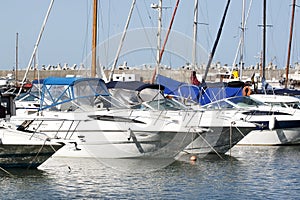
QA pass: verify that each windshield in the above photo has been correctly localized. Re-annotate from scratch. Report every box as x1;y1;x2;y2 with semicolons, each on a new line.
202;100;234;110
144;98;187;111
228;96;265;107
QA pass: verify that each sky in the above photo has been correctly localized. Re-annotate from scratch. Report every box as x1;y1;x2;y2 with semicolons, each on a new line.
0;0;299;71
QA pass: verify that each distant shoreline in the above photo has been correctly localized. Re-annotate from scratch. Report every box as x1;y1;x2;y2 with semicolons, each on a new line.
0;68;292;83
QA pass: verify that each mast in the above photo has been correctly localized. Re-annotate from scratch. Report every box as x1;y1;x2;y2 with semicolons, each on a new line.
159;0;180;63
18;0;54;96
33;50;37;80
157;0;162;71
192;0;199;70
108;0;136;81
285;0;297;88
202;0;231;82
262;0;266;82
150;0;162;84
91;0;98;78
239;0;246;79
15;32;18;82
231;0;253;79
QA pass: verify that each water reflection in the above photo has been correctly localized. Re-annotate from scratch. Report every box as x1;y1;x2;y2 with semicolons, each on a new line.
0;146;299;199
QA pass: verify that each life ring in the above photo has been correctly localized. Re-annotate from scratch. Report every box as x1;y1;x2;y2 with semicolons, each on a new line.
242;86;252;96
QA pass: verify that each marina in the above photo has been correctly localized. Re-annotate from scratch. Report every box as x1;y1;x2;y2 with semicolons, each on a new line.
1;0;300;199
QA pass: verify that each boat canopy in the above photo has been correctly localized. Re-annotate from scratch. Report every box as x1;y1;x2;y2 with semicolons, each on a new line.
106;81;165;105
156;74;243;105
40;77;109;110
106;81;164;91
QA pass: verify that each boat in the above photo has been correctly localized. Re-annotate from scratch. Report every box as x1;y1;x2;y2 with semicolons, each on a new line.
106;80;257;155
0;121;64;169
10;77;212;159
201;96;300;146
0;91;64;169
250;94;300;109
14;79;44;116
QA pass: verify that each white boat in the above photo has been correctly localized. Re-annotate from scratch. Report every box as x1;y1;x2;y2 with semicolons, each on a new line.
201;96;300;146
14;79;43;116
0;121;64;169
11;77;211;159
250;94;300;109
106;81;257;155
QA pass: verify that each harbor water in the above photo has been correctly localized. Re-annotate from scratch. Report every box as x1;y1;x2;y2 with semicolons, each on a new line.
1;145;299;199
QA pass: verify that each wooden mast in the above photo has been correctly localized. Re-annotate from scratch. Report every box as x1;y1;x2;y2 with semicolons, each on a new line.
91;0;98;78
285;0;296;88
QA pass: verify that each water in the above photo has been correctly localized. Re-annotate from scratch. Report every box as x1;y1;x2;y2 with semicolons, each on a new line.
1;146;300;199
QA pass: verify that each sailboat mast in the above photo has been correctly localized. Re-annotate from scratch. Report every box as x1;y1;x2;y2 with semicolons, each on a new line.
91;0;98;78
285;0;296;88
18;0;54;96
109;0;136;81
159;0;180;63
192;0;199;70
239;0;246;79
33;50;37;80
150;0;162;84
15;32;18;82
202;0;231;83
156;0;162;71
262;0;266;82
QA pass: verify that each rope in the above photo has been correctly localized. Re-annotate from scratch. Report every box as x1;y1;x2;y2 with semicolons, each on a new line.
27;139;48;169
0;166;14;177
184;127;224;160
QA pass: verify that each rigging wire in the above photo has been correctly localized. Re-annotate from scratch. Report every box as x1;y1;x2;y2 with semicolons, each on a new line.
96;0;110;69
142;0;155;27
81;0;92;64
231;0;253;75
199;0;213;52
266;0;278;68
135;5;156;62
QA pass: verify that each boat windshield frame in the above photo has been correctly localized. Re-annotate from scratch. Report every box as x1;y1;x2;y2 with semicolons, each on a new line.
131;98;188;111
228;96;265;108
202;96;265;110
39;77;115;111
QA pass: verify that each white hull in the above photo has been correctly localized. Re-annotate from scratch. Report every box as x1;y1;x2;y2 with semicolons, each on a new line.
237;128;300;146
12;105;257;158
11;109;204;159
199;96;300;147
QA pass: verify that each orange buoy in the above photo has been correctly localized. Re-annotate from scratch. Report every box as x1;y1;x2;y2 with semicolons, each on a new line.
242;86;252;96
190;155;197;162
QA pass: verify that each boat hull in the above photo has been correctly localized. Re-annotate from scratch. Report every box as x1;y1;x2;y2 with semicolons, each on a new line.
237;128;300;146
180;125;254;155
11;109;203;159
81;130;198;159
0;144;63;168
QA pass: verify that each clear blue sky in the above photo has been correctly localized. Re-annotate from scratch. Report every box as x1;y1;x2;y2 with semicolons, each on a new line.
0;0;298;71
